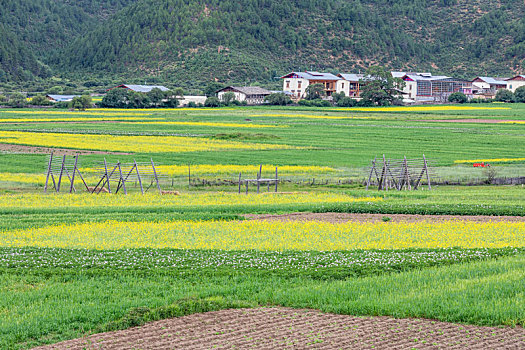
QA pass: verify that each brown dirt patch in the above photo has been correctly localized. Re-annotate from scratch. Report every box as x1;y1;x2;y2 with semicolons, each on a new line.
32;307;525;349
245;212;525;223
420;119;522;124
0;143;131;155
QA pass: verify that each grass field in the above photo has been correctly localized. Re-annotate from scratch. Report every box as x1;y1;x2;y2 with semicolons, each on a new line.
0;104;524;349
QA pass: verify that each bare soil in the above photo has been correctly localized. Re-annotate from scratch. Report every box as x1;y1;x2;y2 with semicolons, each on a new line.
421;119;522;124
33;307;525;349
245;212;525;223
0;143;130;155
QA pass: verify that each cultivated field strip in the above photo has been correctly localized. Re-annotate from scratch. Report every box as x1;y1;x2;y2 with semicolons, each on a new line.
33;307;525;350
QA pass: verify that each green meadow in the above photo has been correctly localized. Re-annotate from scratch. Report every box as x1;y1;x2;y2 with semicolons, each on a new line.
0;104;524;349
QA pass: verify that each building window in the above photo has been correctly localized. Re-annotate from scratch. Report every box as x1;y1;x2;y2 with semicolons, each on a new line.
342;83;344;89
298;82;302;89
509;85;512;89
286;81;290;88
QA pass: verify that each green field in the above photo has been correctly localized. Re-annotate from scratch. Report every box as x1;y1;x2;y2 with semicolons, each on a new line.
0;104;524;349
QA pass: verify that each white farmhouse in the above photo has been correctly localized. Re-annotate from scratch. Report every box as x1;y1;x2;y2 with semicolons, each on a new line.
506;75;525;93
281;71;342;99
216;86;272;105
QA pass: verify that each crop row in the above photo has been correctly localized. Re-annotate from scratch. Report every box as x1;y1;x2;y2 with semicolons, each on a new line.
1;247;521;276
3;219;524;250
0;130;300;153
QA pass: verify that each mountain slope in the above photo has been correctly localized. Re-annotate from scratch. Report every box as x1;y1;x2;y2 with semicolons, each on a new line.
54;0;525;85
1;0;524;84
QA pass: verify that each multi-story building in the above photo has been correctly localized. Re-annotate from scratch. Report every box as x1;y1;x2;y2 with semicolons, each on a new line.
506;75;525;93
281;71;341;99
397;72;472;102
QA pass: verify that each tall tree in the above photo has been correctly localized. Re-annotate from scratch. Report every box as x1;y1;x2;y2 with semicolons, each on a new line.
359;66;405;106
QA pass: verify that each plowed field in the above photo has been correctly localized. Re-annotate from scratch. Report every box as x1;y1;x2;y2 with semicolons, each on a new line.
33;307;525;350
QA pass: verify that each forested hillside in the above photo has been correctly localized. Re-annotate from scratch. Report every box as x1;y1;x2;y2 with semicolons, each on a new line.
0;0;132;81
1;0;524;86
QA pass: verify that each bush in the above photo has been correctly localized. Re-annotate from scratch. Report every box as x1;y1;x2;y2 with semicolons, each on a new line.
7;93;27;108
264;93;292;105
495;89;515;103
337;96;357;107
448;92;467;103
204;97;221;107
187;101;197;108
514;86;525;103
30;94;51;106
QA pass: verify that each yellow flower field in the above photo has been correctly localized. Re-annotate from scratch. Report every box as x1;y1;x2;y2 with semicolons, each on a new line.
2;111;152;116
0;130;299;153
0;173;46;185
79;164;337;176
455;157;525;164
0;117;161;123
2;220;523;250
0;192;374;209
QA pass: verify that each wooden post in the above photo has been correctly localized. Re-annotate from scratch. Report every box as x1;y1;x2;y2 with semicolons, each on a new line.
378;154;386;190
151;158;161;194
424;154;431;190
188;164;191;190
134;161;144;194
245;180;248;195
75;167;90;192
57;155;66;192
44;153;53;193
275;167;278;192
403;156;411;190
103;158;112;193
69;155;79;193
366;157;375;190
117;161;127;194
257;168;261;194
238;172;242;194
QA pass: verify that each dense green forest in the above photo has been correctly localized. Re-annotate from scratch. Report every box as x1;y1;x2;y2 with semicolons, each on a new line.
0;0;524;89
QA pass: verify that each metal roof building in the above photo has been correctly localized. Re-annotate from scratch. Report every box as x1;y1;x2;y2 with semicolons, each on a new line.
46;94;81;102
115;84;169;93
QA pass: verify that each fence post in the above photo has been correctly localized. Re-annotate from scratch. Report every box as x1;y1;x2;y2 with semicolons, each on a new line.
69;154;79;193
57;155;66;192
238;172;242;194
44;152;53;193
151;158;161;194
275;167;278;192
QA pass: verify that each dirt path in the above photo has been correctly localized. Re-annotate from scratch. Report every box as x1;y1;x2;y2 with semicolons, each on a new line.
0;143;130;155
33;307;525;349
245;212;525;223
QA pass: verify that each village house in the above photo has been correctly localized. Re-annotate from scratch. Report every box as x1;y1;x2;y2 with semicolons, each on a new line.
337;74;364;98
281;71;341;99
470;77;508;98
178;96;207;106
46;94;81;102
112;84;169;93
506;75;525;93
397;72;472;102
216;86;272;105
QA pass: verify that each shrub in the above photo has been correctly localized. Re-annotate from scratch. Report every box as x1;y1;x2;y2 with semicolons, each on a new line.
514;86;525;103
337;96;357;107
448;92;467;103
495;89;515;103
264;93;292;106
204;97;221;107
